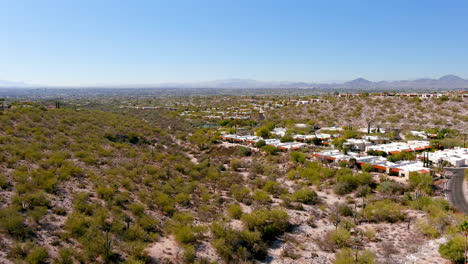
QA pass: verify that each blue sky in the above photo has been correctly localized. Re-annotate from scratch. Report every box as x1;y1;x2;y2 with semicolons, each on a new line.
1;0;467;86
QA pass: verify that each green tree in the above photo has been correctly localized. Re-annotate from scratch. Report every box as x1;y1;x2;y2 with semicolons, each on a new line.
261;145;278;155
409;172;433;195
255;140;266;147
332;138;347;150
280;135;294;142
256;127;271;138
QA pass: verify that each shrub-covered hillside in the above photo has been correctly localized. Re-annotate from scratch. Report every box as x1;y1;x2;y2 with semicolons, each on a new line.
0;106;207;263
0;103;466;264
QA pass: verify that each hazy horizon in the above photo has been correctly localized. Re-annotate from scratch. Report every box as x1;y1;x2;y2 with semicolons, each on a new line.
1;74;468;88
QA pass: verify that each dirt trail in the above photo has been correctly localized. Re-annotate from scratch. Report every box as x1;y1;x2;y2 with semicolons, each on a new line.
402;237;447;264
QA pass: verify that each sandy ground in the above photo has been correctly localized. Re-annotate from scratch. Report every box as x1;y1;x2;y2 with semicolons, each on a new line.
146;236;183;263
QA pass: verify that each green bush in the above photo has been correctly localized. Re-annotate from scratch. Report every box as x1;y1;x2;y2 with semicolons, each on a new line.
227;203;243;219
230;158;242;171
377;180;406;194
290;151;307;163
280;135;294;143
183;245;196;263
255;140;266;148
241;208;290;240
261;145;278;155
409;197;450;214
28;206;48;223
336;203;353;217
64;213;90;237
359;199;406;223
53;206;68;216
262;180;284;195
0;207;32;239
334;170;372;195
123;224;150;242
256;127;272;138
12;191;50;210
25;246;49;264
361;164;375;172
231;185;251;203
96;185;115;200
252;189;272;204
0;174;9;189
238;146;252;157
175;193;191;206
137;215;159;233
416;219;440;238
291;188;318;205
56;248;75;264
173;225;197;245
409;172;433;194
211;222;267;262
333;248;377;264
326;227;352;249
439;235;464;264
129;202;146;216
387;151;415;162
73;192;94;215
333;182;350;195
355;185;371;197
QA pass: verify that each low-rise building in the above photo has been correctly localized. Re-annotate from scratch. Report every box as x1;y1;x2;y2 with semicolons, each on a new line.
362;135;390;142
358;127;386;133
272;127;287;137
366;140;430;155
319;126;343;132
421;148;468;167
343;139;373;151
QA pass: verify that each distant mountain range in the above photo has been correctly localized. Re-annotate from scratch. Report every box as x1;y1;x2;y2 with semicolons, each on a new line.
2;75;468;90
0;80;32;87
126;75;468;89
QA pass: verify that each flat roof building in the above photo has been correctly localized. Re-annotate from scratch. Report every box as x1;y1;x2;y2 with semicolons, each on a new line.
366;140;430;155
421;148;468;167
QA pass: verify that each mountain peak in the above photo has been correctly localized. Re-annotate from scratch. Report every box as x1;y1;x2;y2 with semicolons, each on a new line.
345;78;373;86
438;75;465;82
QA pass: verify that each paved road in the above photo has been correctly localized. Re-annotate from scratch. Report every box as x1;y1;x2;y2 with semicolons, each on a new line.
446;168;468;214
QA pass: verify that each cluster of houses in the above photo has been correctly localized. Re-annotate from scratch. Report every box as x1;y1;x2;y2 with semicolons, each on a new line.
218;123;466;180
312;150;430;179
292;99;329;105
397;92;468;98
220;134;307;150
312;143;467;179
219;127;392;152
220;125;346;150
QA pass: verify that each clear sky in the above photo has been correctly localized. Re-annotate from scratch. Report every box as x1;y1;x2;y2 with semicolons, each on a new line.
1;0;468;86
